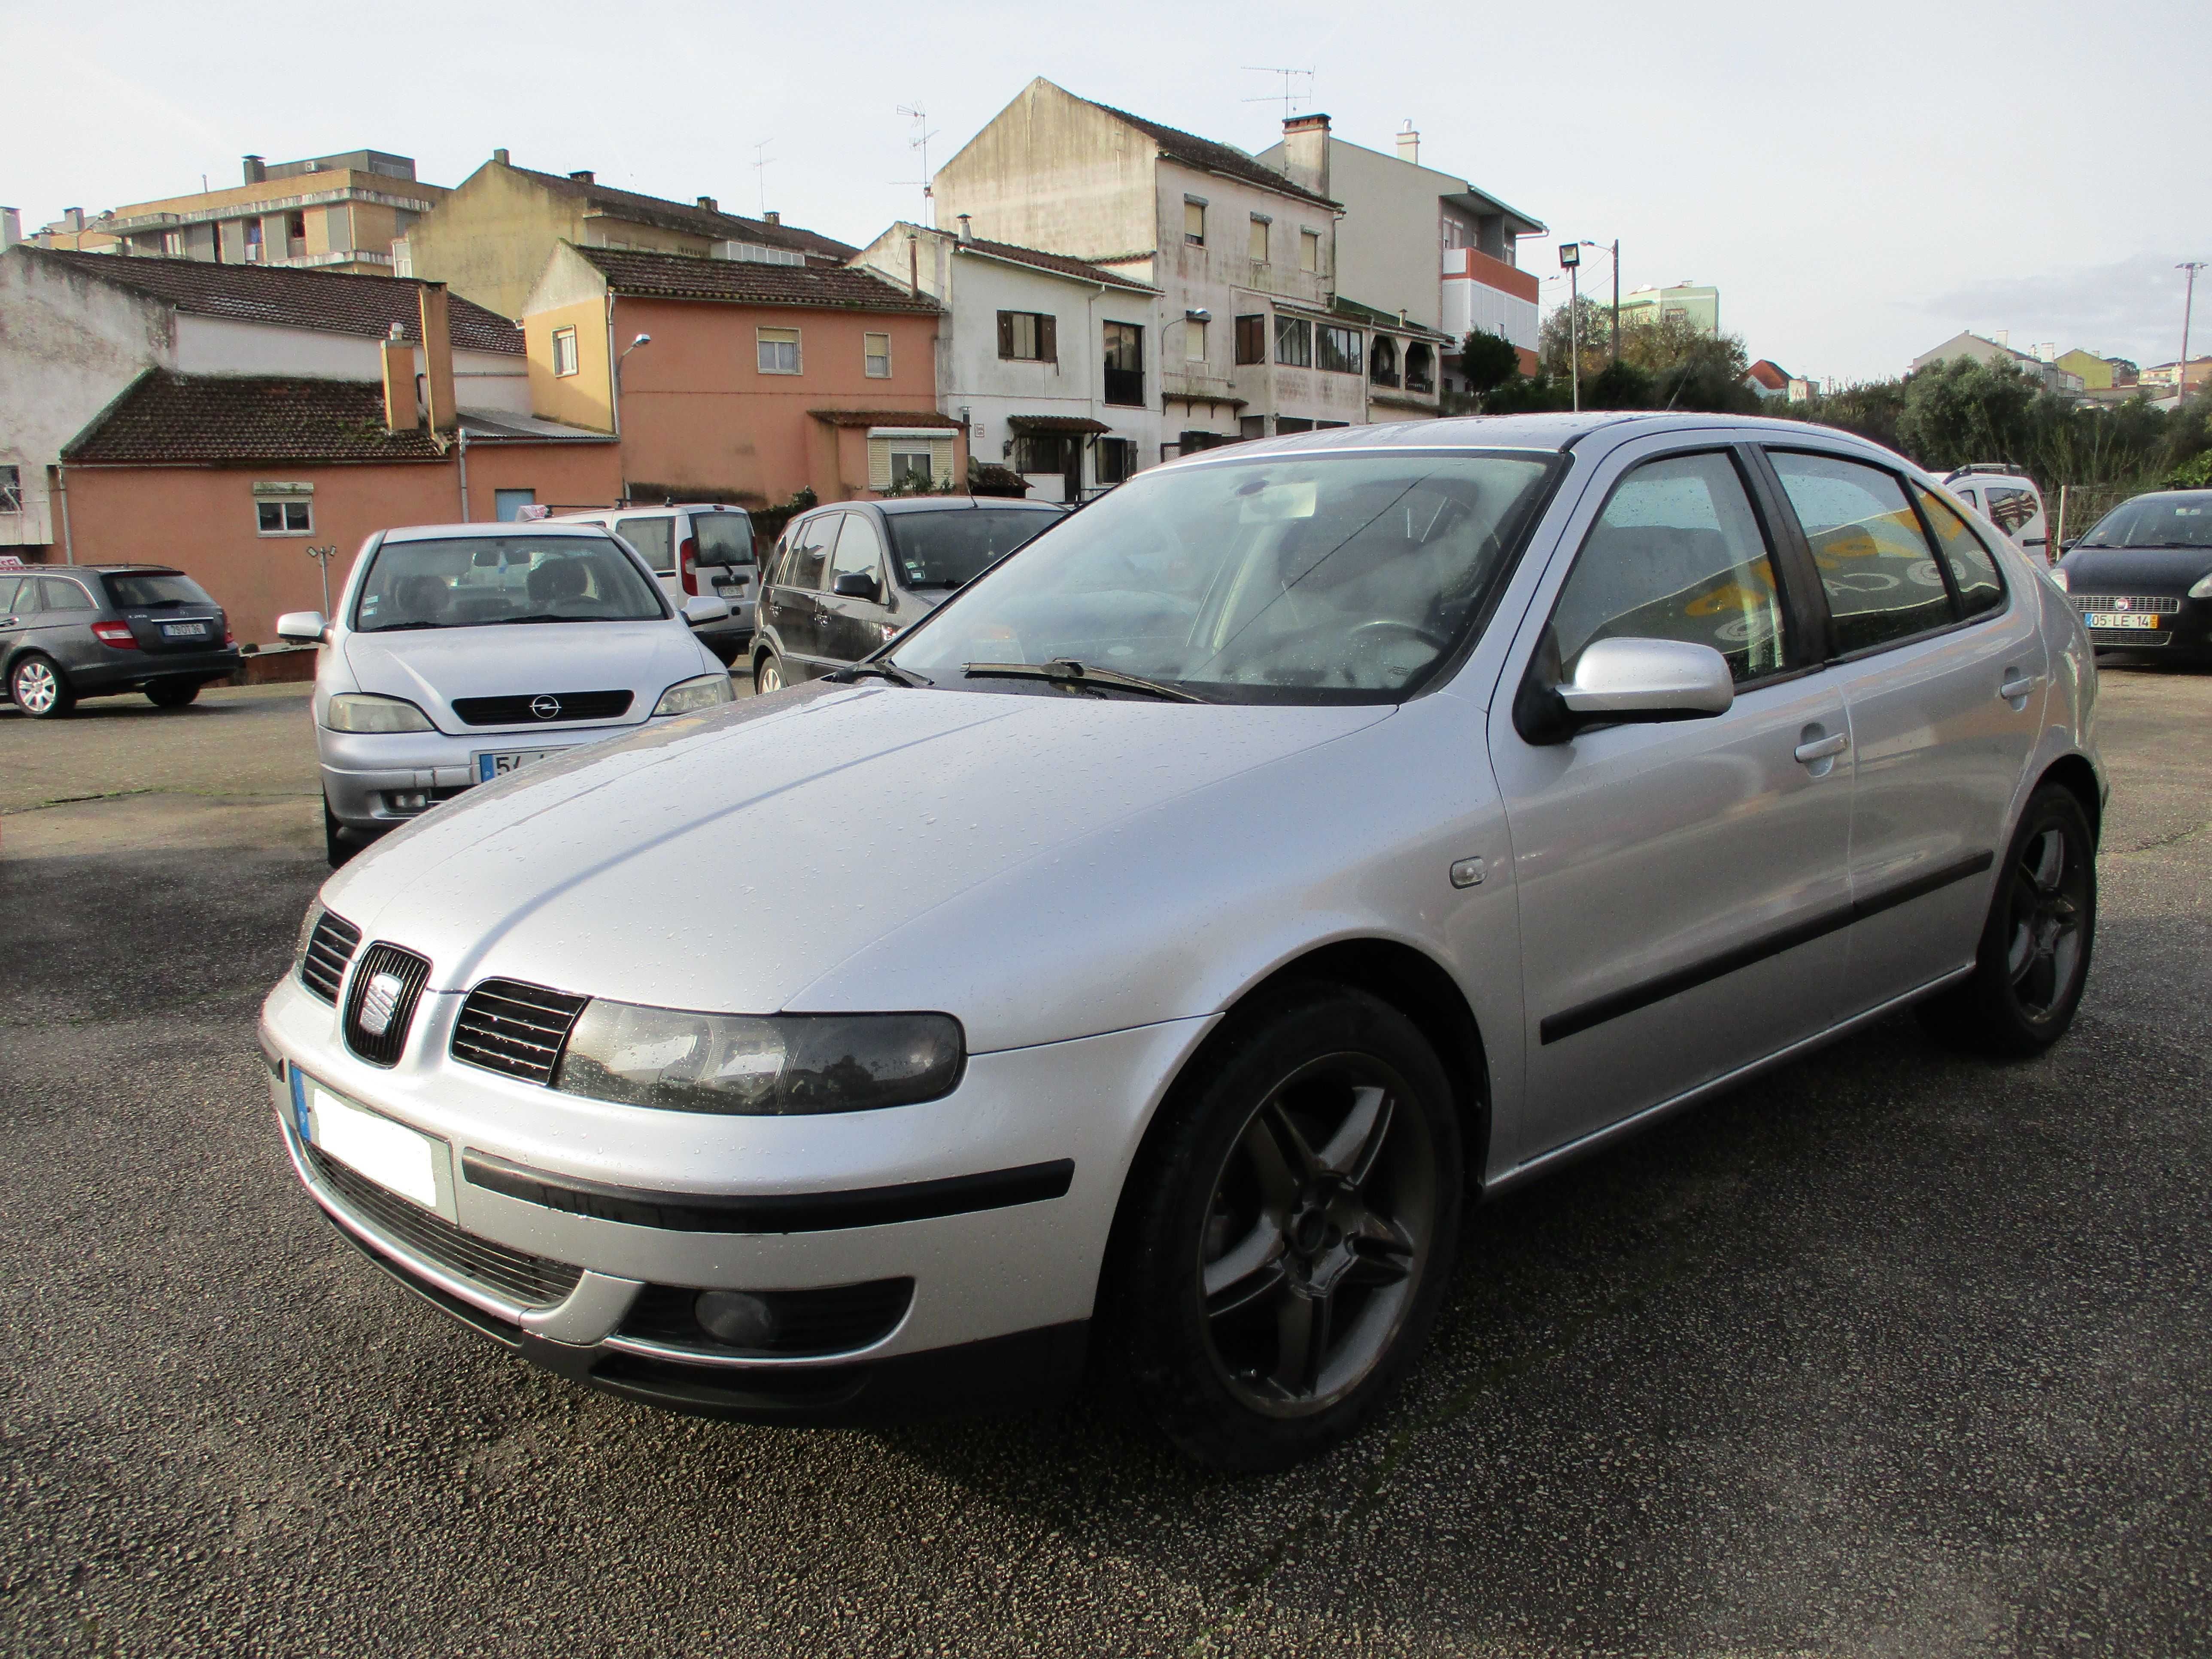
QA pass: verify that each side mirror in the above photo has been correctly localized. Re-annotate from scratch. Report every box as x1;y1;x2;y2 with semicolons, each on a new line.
830;570;881;601
1558;638;1735;723
682;595;731;626
276;611;328;644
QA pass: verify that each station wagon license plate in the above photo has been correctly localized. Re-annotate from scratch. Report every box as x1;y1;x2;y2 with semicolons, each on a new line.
160;622;208;638
2085;612;2159;630
291;1070;454;1219
475;748;565;781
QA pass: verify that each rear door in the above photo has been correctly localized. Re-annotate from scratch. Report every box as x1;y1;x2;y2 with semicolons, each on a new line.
1489;440;1855;1165
0;576;26;670
34;576;101;675
690;509;757;631
1756;447;2046;1014
817;510;896;667
99;571;225;655
768;511;840;677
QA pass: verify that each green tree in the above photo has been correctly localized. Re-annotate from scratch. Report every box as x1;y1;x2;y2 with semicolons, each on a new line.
1895;358;2040;471
1457;329;1524;401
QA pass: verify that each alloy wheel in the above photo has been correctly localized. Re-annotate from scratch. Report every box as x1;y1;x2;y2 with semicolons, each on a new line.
12;659;58;716
2006;823;2088;1019
757;656;783;695
1196;1054;1437;1416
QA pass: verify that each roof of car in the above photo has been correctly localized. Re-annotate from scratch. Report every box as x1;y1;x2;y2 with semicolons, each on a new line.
378;521;621;543
1178;411;1905;464
865;497;1066;516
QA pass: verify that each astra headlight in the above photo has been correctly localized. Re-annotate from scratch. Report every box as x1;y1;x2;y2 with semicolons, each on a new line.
325;692;434;732
554;1002;963;1115
652;673;735;716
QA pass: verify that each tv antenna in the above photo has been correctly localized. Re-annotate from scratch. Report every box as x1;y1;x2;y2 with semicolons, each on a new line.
750;140;774;216
1240;67;1315;122
895;104;939;216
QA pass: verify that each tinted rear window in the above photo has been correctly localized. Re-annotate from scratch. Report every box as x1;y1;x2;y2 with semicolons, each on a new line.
103;572;215;608
885;509;1061;590
693;513;755;565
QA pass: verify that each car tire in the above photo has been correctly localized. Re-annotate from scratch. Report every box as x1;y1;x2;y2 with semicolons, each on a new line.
146;679;202;709
324;793;355;870
1918;783;2096;1057
754;650;785;695
9;653;75;719
1102;984;1465;1472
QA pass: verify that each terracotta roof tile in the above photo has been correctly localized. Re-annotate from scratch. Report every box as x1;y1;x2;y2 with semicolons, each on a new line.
576;246;940;312
807;407;964;428
514;166;857;262
64;371;448;465
1078;97;1337;209
951;236;1158;293
31;249;523;352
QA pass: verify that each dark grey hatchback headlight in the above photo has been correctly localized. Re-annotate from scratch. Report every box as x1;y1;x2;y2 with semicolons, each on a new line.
553;1003;963;1115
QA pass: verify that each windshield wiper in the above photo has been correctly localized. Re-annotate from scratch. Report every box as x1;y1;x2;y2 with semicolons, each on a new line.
366;620;460;632
963;658;1209;703
827;660;933;687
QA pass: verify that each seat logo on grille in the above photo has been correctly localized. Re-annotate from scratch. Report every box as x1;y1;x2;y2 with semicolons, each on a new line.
530;695;562;720
359;971;406;1037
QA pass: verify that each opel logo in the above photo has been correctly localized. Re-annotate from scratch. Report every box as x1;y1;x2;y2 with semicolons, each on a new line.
530;694;562;720
358;971;404;1038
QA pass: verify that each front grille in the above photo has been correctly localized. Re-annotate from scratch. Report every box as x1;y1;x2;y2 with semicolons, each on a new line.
450;980;588;1085
343;943;432;1067
300;911;361;1004
2069;593;2183;615
618;1278;914;1357
450;690;633;727
307;1143;583;1308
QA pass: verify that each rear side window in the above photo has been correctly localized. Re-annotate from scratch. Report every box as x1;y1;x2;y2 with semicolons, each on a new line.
1912;484;2005;618
103;572;215;608
1552;451;1788;685
40;577;95;611
785;515;839;590
1768;451;1952;654
616;516;675;574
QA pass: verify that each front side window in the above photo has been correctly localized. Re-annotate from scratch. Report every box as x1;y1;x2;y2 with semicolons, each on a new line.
1552;451;1787;687
552;327;579;377
1235;314;1266;365
887;509;1057;591
1768;451;1953;653
997;311;1056;362
830;512;886;583
887;450;1559;704
781;515;839;590
864;332;892;378
757;327;802;374
1981;485;2038;537
615;516;676;574
1913;483;2005;618
1102;322;1144;406
1317;326;1362;376
352;535;664;631
1274;316;1312;368
258;499;312;535
1249;217;1270;262
1185;199;1206;246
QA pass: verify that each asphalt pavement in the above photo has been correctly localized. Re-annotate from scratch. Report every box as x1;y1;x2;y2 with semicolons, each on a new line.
1;664;2207;1657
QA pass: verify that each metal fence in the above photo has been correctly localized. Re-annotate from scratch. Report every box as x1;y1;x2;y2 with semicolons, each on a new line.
2051;483;2139;552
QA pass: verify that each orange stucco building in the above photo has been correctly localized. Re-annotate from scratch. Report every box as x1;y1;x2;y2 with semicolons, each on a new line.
520;244;963;507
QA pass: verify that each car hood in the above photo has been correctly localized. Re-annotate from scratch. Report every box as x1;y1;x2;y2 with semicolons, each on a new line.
340;620;711;733
2059;545;2212;596
320;684;1394;1037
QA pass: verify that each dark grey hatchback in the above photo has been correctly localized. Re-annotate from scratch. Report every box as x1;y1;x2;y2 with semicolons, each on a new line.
750;498;1063;693
1;564;240;718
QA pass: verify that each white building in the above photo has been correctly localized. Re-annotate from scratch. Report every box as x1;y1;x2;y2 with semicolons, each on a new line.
932;80;1447;453
851;221;1162;501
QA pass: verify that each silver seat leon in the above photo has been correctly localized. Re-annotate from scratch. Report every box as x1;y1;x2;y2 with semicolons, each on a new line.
262;415;2103;1470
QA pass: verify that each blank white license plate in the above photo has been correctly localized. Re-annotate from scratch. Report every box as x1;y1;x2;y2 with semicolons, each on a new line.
2086;612;2159;630
476;748;564;781
298;1073;451;1216
160;622;207;638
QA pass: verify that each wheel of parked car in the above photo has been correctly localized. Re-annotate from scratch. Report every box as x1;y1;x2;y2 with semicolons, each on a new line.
754;650;785;695
1920;783;2097;1056
1105;984;1465;1471
9;654;75;720
145;680;202;709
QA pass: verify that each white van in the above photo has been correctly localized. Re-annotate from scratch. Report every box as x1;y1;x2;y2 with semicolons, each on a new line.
553;503;757;663
1940;466;2049;562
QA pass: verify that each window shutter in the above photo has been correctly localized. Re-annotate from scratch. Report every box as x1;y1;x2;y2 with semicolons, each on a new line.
930;436;954;485
868;438;892;492
1039;314;1057;364
998;311;1015;359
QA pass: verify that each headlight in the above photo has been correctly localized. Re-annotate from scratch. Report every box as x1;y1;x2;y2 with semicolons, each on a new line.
2190;572;2212;600
554;1002;963;1115
325;693;434;733
2049;568;2069;592
652;672;735;717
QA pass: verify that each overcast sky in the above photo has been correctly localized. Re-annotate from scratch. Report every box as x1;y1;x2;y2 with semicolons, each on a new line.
7;0;2206;383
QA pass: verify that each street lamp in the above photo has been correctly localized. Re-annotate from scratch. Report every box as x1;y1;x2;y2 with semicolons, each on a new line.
1559;242;1581;412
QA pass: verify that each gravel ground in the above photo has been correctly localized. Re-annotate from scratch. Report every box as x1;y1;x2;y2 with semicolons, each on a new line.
0;663;2206;1658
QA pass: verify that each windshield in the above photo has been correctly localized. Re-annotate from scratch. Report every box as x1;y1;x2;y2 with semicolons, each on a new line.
351;536;666;631
103;572;214;608
887;451;1559;703
2079;493;2212;550
885;508;1060;590
694;512;755;566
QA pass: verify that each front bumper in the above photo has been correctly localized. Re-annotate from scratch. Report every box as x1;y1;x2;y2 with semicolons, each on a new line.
2078;595;2212;659
317;721;640;830
259;971;1210;1422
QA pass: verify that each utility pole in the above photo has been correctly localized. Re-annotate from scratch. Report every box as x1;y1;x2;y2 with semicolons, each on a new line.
2180;261;2206;405
1610;238;1621;365
1560;242;1583;412
306;545;337;617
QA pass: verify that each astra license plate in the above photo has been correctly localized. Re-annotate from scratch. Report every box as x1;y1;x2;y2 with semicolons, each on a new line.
292;1070;453;1218
160;622;207;638
2086;613;2159;630
476;748;564;781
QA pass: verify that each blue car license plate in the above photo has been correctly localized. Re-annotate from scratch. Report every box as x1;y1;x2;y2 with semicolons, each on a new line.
476;747;565;781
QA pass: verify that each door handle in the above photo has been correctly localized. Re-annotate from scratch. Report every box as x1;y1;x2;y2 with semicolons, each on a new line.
1793;732;1850;765
1999;672;2042;700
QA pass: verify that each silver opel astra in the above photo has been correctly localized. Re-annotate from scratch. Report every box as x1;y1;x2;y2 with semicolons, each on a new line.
261;414;2103;1470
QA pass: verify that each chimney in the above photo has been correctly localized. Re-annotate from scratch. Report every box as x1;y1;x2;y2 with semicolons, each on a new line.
492;148;510;167
382;324;419;433
243;155;266;185
697;195;717;213
1994;329;2009;347
417;283;456;432
569;169;594;184
63;207;84;233
956;213;973;242
1280;113;1332;201
762;210;779;226
1;208;19;251
1396;126;1420;166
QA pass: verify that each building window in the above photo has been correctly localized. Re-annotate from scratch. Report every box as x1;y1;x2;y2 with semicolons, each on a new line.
1249;216;1270;263
0;465;18;512
1404;342;1435;392
244;219;264;262
1096;438;1136;485
1275;417;1315;434
1014;432;1077;475
997;310;1057;362
551;327;579;377
1274;316;1312;368
1103;321;1144;406
1239;415;1266;440
1317;326;1362;375
161;231;183;257
1300;229;1321;273
1370;337;1401;387
1235;315;1267;365
890;448;934;489
1185;317;1207;362
286;211;308;258
1184;198;1206;246
257;499;312;535
864;332;892;377
757;327;802;374
495;489;537;522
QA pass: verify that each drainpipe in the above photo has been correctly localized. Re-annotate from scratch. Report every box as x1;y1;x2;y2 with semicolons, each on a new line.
456;425;471;522
56;462;74;562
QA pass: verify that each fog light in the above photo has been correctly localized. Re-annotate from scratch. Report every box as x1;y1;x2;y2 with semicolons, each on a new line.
695;1290;777;1347
384;790;431;814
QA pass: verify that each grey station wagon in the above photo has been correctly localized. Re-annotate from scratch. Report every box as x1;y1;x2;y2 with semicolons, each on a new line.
2;564;240;718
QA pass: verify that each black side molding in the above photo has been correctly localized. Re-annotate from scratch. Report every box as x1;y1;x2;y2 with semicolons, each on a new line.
1540;850;1995;1045
462;1151;1075;1234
